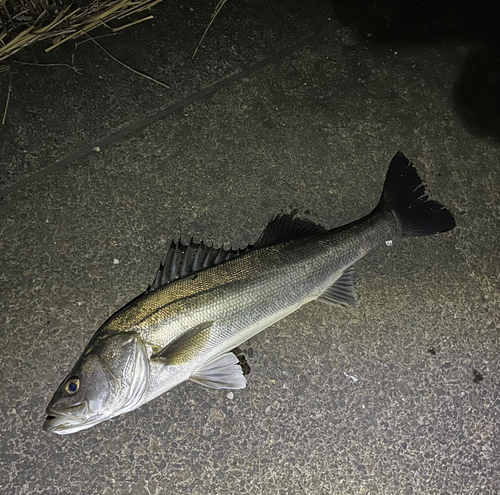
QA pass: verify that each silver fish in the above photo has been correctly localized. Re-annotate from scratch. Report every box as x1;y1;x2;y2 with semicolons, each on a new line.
43;152;455;434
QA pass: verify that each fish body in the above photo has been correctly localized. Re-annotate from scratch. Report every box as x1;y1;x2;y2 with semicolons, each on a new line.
117;209;393;408
44;152;455;434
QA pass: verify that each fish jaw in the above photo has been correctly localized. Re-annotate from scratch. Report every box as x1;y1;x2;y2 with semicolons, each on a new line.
43;402;98;435
44;413;109;435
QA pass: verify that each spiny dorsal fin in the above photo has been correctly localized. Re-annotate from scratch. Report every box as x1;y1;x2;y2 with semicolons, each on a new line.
147;240;250;292
317;266;359;308
254;213;328;249
148;213;326;292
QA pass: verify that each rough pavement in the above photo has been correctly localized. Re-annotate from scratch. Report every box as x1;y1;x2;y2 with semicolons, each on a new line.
1;1;499;494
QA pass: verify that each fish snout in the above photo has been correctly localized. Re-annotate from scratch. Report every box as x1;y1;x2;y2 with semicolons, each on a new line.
43;402;88;433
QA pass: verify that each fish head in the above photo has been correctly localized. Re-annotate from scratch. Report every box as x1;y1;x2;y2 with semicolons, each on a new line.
43;331;149;435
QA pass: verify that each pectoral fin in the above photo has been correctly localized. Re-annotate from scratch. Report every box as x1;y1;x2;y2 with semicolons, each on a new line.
189;353;247;389
318;266;359;307
155;321;213;365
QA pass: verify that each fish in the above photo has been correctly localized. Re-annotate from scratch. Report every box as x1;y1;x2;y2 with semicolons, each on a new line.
43;152;455;434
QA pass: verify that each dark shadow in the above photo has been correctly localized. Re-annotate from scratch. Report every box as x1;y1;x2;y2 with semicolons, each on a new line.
330;0;500;142
453;43;500;142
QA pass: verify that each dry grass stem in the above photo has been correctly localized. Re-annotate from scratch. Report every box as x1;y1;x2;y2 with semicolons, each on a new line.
2;70;12;125
14;59;82;73
0;0;165;63
193;0;229;59
87;34;170;89
112;15;153;32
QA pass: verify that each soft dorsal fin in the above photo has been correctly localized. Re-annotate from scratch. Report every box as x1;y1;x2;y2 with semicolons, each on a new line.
147;240;250;292
317;266;359;307
253;213;327;249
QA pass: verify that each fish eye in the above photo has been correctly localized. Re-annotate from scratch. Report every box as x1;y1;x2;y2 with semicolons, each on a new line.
65;378;80;395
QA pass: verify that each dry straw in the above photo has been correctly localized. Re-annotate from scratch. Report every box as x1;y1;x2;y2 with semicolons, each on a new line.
0;0;165;64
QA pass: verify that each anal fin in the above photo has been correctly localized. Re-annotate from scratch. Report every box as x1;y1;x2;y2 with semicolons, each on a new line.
190;353;247;389
318;266;359;308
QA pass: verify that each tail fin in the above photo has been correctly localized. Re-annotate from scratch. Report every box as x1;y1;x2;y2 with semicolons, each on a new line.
377;152;456;237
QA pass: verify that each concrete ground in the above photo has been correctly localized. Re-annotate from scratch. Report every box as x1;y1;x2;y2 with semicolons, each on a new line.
1;1;499;494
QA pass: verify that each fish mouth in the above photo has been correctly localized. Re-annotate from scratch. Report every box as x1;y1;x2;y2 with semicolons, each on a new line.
43;403;90;434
